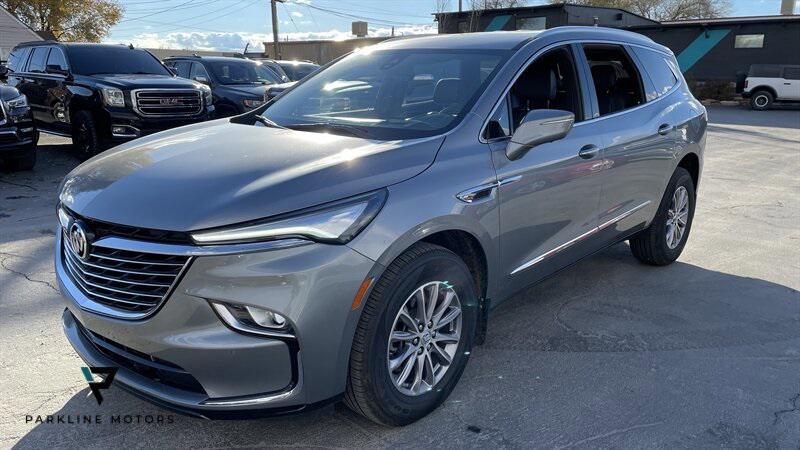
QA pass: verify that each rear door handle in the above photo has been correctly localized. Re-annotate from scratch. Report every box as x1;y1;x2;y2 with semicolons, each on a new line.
658;124;673;136
578;144;600;159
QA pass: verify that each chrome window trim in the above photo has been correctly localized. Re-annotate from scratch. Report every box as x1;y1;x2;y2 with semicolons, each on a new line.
478;39;681;143
510;200;651;275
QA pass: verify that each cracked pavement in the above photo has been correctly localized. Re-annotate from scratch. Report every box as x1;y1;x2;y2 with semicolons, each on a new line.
1;106;799;449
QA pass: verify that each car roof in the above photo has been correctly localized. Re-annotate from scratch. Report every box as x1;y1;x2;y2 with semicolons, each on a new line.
276;60;318;66
165;56;262;63
15;42;143;50
370;27;665;53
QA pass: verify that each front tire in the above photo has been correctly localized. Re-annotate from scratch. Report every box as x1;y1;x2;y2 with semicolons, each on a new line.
750;90;773;110
344;242;478;426
71;111;103;159
630;167;696;266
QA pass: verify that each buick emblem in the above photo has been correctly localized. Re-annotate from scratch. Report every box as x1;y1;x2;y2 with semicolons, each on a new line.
68;221;91;261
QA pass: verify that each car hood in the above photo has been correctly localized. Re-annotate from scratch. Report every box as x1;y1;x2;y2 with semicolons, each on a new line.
85;74;203;90
60;120;443;231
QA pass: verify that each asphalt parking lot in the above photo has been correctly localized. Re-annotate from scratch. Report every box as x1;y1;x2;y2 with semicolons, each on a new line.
1;105;798;449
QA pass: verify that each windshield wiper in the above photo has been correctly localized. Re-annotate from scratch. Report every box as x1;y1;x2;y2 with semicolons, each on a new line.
285;122;370;139
253;115;286;129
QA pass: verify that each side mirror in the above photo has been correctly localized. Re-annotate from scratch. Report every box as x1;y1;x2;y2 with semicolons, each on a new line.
45;65;69;76
193;75;210;85
0;65;8;80
506;109;574;161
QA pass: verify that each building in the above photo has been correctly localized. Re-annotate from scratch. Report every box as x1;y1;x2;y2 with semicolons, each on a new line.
634;15;800;82
0;6;43;61
435;3;657;33
435;3;800;87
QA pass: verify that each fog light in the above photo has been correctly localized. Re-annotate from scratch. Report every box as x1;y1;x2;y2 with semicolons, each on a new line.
211;301;293;337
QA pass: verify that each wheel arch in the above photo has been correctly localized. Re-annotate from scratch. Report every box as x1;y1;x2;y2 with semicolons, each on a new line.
678;152;700;190
749;85;777;99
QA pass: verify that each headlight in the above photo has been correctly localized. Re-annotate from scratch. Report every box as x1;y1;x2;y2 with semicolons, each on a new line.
200;85;213;106
4;94;28;109
101;88;125;107
191;189;387;245
242;98;265;109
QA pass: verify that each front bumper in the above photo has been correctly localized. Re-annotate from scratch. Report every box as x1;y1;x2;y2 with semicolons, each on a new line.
0;122;37;156
55;231;377;416
102;107;215;141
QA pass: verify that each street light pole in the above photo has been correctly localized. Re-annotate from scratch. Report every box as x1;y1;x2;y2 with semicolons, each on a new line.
270;0;283;59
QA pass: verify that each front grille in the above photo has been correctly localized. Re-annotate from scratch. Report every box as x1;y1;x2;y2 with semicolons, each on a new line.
76;320;206;395
133;90;203;117
62;231;190;315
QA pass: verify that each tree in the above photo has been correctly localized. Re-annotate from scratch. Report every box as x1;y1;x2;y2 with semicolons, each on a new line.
1;0;123;42
548;0;731;21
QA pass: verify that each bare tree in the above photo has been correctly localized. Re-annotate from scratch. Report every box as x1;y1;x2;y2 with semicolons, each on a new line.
549;0;730;21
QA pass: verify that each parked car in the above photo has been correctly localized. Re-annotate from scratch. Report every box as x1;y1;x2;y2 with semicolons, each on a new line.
275;60;320;81
164;56;280;117
254;59;292;82
741;64;800;110
54;27;705;425
0;83;37;170
2;42;214;158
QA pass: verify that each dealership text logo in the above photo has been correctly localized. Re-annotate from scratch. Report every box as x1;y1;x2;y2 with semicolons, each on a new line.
82;367;117;405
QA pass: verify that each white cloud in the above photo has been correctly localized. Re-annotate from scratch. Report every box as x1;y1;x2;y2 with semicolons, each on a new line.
107;24;437;52
291;11;303;17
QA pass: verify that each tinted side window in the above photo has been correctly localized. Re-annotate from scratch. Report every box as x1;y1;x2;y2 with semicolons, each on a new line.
583;44;646;116
46;48;68;71
28;47;49;73
190;62;210;80
633;47;678;101
172;61;191;78
784;67;800;80
7;48;30;72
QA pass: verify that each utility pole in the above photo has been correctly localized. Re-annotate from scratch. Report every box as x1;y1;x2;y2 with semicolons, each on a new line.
458;0;462;12
270;0;283;59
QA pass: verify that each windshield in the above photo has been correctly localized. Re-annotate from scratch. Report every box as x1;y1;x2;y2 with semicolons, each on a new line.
280;62;319;80
262;49;509;140
207;60;281;85
66;46;170;76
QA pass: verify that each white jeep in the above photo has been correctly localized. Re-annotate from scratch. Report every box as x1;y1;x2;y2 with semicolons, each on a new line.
742;64;800;110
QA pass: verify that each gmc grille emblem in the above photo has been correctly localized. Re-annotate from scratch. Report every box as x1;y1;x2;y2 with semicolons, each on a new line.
159;98;179;105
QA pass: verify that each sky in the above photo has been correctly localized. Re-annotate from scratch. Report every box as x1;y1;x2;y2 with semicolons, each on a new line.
104;0;800;51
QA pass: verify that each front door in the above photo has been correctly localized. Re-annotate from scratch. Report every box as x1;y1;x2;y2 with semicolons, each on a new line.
490;45;605;298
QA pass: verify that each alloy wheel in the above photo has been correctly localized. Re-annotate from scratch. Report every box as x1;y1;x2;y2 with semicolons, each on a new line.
666;185;689;249
386;281;462;396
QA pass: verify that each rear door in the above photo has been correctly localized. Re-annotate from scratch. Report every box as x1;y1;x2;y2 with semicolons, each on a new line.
583;43;680;244
22;46;50;123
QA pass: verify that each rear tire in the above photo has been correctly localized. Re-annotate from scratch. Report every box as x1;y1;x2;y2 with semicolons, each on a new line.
749;90;773;110
630;167;695;266
71;111;103;159
344;242;478;426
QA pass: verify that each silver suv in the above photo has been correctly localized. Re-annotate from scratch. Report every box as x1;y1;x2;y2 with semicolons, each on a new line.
55;27;706;425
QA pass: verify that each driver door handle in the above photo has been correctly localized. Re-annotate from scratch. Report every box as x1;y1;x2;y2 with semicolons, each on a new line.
658;124;673;136
578;144;600;159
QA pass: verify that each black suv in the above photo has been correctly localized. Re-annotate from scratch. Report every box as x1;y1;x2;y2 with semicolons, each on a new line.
2;42;214;157
0;83;37;170
164;56;279;118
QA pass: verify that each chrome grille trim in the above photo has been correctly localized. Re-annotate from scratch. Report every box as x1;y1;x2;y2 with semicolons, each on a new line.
61;230;192;317
131;89;203;117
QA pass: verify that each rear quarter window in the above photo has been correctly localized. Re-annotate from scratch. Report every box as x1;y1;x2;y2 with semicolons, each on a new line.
748;65;782;78
632;47;678;101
